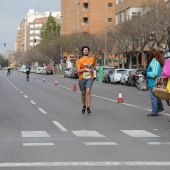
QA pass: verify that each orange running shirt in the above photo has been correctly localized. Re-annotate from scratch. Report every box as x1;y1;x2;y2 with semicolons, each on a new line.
76;56;96;80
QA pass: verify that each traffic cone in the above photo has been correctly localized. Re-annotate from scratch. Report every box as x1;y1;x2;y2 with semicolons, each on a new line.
34;76;36;79
55;80;58;86
73;83;77;91
117;91;123;103
42;78;45;83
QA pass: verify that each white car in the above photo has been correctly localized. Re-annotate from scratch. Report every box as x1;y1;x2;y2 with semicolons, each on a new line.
120;69;134;85
110;69;127;84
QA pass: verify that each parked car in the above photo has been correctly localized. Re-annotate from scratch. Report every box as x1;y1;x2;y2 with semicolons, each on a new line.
67;68;78;79
102;69;115;83
110;69;127;84
102;68;115;83
127;69;144;86
45;66;53;75
64;68;71;77
36;67;44;74
120;69;134;85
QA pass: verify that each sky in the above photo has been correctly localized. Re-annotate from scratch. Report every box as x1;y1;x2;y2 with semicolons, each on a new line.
0;0;61;55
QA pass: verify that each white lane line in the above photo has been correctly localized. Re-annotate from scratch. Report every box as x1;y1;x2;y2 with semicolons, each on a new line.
91;94;150;111
23;143;54;146
20;91;23;94
121;130;160;138
52;121;68;132
23;95;28;99
30;100;36;105
38;108;47;114
1;162;170;167
147;142;170;145
85;142;118;146
21;131;50;138
72;130;105;137
137;93;146;95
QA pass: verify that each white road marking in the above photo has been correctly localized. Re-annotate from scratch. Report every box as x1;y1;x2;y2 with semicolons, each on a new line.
52;121;68;132
85;142;118;146
147;142;170;145
21;131;50;138
20;91;23;94
38;108;47;114
121;130;160;138
1;162;170;167
137;93;146;95
30;100;36;105
23;143;54;146
72;130;105;137
23;95;28;99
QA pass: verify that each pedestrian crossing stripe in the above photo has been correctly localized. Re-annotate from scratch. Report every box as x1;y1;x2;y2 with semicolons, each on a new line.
72;130;105;137
21;131;50;138
121;130;160;138
85;142;118;145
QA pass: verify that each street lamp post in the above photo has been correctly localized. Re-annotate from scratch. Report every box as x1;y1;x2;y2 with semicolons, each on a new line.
75;2;80;40
60;16;64;73
104;0;108;66
154;0;158;49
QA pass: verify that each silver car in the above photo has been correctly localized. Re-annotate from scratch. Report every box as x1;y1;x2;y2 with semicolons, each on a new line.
110;69;127;84
120;69;134;85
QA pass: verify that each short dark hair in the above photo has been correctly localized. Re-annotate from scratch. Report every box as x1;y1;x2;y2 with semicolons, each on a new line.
81;46;90;53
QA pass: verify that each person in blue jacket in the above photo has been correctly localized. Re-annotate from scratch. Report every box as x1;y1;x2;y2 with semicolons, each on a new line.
146;49;165;116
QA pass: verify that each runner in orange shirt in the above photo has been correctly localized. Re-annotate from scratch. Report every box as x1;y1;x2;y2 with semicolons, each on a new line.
76;46;96;114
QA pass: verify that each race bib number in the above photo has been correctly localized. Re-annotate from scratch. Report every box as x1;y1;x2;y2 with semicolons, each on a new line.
83;72;91;79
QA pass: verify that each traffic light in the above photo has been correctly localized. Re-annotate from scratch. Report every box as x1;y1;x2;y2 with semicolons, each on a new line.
64;57;67;63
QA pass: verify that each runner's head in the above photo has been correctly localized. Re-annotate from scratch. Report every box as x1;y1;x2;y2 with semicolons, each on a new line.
81;46;90;56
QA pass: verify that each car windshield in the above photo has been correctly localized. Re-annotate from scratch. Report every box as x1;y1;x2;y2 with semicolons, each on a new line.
65;68;71;71
136;70;144;74
117;70;126;74
109;70;115;74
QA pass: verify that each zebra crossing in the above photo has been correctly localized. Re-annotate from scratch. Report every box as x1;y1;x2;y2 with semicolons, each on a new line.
21;129;170;147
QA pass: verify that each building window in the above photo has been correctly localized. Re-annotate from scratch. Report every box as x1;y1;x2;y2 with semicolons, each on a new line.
83;18;88;25
108;18;112;22
108;3;112;7
116;0;118;4
83;3;88;10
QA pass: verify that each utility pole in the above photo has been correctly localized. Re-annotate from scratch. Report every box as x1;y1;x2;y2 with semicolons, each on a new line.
154;0;158;49
104;0;108;66
75;2;80;40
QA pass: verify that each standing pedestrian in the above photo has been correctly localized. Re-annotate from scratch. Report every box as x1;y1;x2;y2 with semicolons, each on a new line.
7;66;11;76
76;46;96;114
146;49;165;116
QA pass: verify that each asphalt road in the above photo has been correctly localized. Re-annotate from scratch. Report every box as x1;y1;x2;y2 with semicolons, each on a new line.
0;70;170;170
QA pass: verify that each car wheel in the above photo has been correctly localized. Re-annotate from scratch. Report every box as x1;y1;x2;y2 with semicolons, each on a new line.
131;80;135;87
112;79;115;84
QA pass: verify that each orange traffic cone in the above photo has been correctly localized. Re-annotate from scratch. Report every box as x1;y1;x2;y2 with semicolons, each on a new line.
117;91;123;103
55;80;58;86
42;78;45;83
34;76;36;79
73;83;77;91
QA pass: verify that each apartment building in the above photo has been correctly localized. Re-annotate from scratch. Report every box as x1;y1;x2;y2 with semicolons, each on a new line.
115;0;165;25
165;0;170;7
17;9;61;52
61;0;116;35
